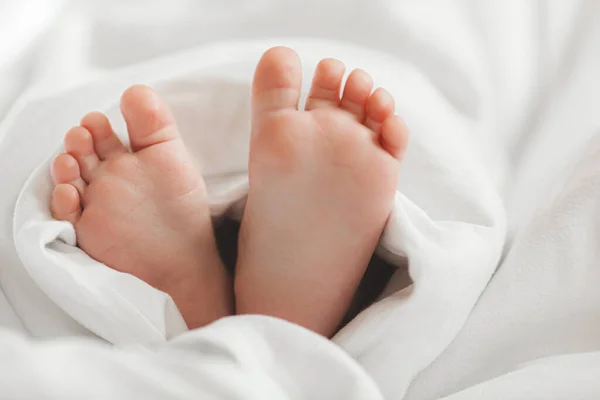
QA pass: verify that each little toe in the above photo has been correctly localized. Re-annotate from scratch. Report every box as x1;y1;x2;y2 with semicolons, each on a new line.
51;184;82;225
380;115;409;160
365;88;395;135
81;112;126;160
64;126;99;181
340;69;373;121
252;46;303;114
305;58;345;111
120;85;179;152
51;153;86;196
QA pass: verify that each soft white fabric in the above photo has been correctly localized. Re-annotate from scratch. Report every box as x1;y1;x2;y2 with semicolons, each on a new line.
405;7;600;399
440;353;600;400
408;132;600;399
0;1;599;399
0;0;64;117
0;315;383;399
6;39;504;399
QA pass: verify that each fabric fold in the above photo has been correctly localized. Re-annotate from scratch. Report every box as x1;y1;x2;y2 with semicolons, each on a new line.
1;315;384;400
8;39;504;397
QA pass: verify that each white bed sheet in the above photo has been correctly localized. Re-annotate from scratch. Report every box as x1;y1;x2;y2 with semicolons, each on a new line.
1;1;599;399
406;6;600;398
2;37;504;399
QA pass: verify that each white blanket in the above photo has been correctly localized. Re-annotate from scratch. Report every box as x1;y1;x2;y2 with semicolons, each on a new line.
0;1;599;399
4;38;504;398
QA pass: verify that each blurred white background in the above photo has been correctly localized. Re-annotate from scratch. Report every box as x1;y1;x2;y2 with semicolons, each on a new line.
1;0;282;117
1;0;578;118
0;0;584;122
2;0;400;119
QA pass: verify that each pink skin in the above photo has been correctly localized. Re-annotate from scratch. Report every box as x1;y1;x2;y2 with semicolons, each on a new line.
50;47;408;337
235;47;408;337
50;86;232;329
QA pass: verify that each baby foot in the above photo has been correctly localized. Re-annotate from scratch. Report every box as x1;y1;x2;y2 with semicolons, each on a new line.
235;47;408;336
50;85;232;329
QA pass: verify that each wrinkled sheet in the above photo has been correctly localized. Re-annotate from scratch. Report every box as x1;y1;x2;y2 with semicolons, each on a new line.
0;1;599;399
5;37;502;398
1;315;384;399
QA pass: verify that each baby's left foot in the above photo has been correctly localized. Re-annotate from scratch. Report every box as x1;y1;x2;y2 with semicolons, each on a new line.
50;85;232;329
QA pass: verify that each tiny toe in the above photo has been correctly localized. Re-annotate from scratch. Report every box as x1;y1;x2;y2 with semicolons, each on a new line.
380;115;409;160
252;46;303;114
51;153;86;196
340;69;373;121
64;126;99;181
120;85;179;152
51;184;82;225
80;111;126;159
305;58;345;110
365;88;396;134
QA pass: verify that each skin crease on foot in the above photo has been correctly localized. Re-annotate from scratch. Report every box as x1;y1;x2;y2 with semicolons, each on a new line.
50;85;233;330
235;47;408;337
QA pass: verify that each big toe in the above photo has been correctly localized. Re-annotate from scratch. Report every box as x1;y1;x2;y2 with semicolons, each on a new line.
120;85;178;152
252;46;302;114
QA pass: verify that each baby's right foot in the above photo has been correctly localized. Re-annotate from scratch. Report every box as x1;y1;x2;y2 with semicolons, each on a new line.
50;85;232;329
235;47;408;336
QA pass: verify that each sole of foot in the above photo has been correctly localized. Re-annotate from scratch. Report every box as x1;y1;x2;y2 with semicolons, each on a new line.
235;47;408;337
